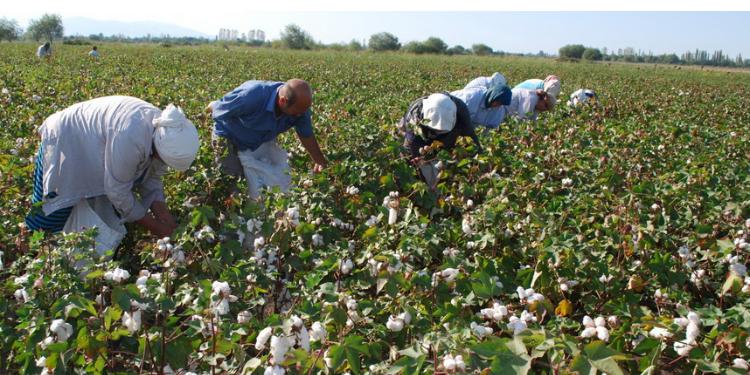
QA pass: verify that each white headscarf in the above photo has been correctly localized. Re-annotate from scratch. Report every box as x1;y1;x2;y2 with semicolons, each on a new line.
543;75;561;100
421;94;456;133
152;104;200;171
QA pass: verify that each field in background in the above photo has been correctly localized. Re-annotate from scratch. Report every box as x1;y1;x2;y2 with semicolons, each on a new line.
1;43;749;374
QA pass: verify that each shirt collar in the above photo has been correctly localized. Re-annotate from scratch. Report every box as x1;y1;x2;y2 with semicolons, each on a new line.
266;85;280;113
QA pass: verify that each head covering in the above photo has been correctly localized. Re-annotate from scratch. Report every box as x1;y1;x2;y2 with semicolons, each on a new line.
421;93;456;133
152;104;200;171
543;75;561;101
567;89;597;107
483;83;512;108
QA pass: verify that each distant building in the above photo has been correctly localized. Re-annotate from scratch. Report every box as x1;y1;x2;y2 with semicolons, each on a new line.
247;29;265;42
218;28;239;41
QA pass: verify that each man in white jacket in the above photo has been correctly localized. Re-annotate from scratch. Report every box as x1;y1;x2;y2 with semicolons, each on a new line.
25;96;200;238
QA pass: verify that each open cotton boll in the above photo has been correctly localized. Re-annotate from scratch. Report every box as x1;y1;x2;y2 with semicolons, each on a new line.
388;207;398;225
341;259;354;275
649;327;673;339
255;327;273;350
461;217;474;235
50;319;73;341
686;322;700;342
673;340;694;356
237;310;252;324
264;366;286;375
14;289;29;303
596;326;610;342
386;315;404;332
470;322;493;338
104;267;130;283
310;322;327;342
443;354;456;371
507;316;528;335
123;310;142;333
733;358;749;370
269;335;291;364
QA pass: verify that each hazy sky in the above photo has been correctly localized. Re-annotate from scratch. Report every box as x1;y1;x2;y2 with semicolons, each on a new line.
4;0;750;57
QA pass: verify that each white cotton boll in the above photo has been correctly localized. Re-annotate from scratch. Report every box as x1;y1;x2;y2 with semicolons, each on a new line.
289;315;304;329
341;259;354;275
36;356;46;368
298;326;311;351
1;88;8;95
237;310;252;324
687;312;700;326
213;299;230;316
686;323;700;342
386;316;404;332
254;236;266;249
443;355;456;371
560;282;569;292
517;286;527;300
673;317;689;328
269;335;291;364
311;233;323;247
596;326;610;342
594;317;606;327
673;341;693;356
255;327;273;350
172;250;186;264
50;319;73;341
211;281;231;296
599;274;613;283
441;268;459;282
398;311;412;325
466;199;474;208
561;178;573;187
582;315;595;327
32;94;42;102
388;207;398;225
14;289;29;303
162;365;175;375
123;309;142;333
730;263;748;277
607;316;619;327
346;186;359;195
733;358;749;370
649;327;673;339
0;251;4;270
507;317;528;335
454;355;465;370
470;322;493;338
264;365;286;375
461;217;474;235
310;322;326;343
104;267;131;283
580;326;597;338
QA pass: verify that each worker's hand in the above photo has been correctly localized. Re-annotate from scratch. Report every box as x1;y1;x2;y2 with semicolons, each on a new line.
313;163;326;173
136;215;174;239
410;156;424;166
204;102;213;114
149;201;178;233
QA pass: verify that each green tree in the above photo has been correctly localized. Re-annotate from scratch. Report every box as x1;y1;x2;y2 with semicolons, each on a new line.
402;41;428;54
559;44;586;59
26;13;63;41
582;48;603;61
0;18;22;41
368;32;400;51
446;45;467;55
279;24;314;50
471;43;493;56
347;39;364;51
422;37;447;54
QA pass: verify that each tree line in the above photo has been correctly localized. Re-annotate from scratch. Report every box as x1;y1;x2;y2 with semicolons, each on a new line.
3;15;748;68
559;44;750;68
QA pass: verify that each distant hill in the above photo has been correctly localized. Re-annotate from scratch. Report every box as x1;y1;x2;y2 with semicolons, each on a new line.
63;17;211;38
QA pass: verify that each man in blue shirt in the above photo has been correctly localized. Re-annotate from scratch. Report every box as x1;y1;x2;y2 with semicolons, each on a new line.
208;79;328;180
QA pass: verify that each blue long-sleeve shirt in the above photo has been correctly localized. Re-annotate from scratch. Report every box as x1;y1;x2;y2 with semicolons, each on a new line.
212;80;314;151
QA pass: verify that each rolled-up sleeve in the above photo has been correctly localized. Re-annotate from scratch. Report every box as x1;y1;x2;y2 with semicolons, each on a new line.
293;111;314;138
104;123;150;222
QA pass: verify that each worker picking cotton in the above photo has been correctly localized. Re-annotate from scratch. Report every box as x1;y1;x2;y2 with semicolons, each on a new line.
450;82;513;128
397;92;482;190
514;75;562;102
207;79;328;199
24;96;200;250
36;42;52;60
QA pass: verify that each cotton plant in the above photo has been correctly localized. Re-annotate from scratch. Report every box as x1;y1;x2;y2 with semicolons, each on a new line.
479;302;509;322
516;286;545;304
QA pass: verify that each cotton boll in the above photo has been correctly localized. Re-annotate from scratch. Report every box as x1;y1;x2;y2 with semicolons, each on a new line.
36;356;46;368
14;289;29;303
398;311;412;325
255;327;273;350
594;317;606;327
673;317;689;328
673;341;693;356
580;326;597;338
310;322;327;343
269;335;291;364
386;315;404;332
237;310;252;324
470;322;493;338
104;267;131;283
507;316;528;335
686;323;700;342
649;327;673;339
732;358;749;370
123;310;142;333
687;312;700;326
341;259;354;275
264;365;286;375
461;217;474;235
388;207;398;225
596;326;610;342
297;326;311;352
443;354;456;371
50;319;73;341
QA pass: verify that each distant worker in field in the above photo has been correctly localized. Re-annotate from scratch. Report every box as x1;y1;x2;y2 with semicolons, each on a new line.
36;42;52;61
398;92;481;190
88;46;100;59
25;96;200;240
514;75;562;104
450;82;513;128
567;89;598;107
207;79;328;198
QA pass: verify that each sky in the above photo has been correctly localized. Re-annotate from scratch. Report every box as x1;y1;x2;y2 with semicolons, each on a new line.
4;0;750;57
